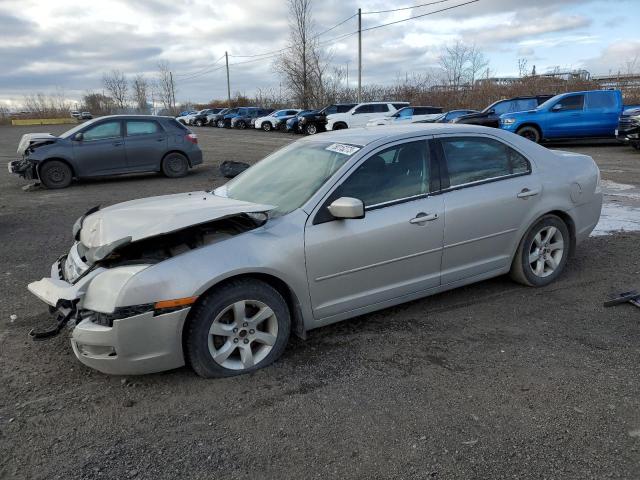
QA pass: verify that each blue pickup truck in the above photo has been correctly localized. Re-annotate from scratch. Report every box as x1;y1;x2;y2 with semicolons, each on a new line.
499;89;623;143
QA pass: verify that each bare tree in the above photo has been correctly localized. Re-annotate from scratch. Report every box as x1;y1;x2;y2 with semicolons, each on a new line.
155;61;176;113
102;70;128;111
131;74;149;113
517;58;529;78
275;0;325;108
438;41;489;90
82;91;115;116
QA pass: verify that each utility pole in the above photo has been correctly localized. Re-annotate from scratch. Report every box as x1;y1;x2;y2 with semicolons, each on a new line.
169;71;175;111
346;62;349;89
225;51;231;107
357;8;362;103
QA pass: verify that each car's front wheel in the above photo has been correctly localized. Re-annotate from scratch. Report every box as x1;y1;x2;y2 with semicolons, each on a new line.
237;121;246;129
516;126;541;143
195;119;203;127
305;124;317;135
510;215;570;287
39;160;72;189
216;120;225;128
262;122;272;132
161;152;189;178
185;279;291;377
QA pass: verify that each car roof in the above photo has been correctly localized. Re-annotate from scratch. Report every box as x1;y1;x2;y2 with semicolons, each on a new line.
85;115;175;121
300;123;518;147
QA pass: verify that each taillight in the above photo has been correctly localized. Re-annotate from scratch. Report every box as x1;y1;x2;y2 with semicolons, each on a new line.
186;133;198;144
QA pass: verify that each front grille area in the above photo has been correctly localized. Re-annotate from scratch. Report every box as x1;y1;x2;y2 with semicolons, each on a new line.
618;117;638;130
89;304;154;327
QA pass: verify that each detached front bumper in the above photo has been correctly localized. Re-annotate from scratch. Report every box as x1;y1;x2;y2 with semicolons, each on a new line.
8;158;38;179
71;308;188;375
28;254;187;375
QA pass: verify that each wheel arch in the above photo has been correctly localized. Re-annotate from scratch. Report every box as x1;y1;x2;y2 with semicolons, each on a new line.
37;157;76;179
181;272;307;358
162;149;191;167
332;121;348;130
516;122;543;139
513;209;577;262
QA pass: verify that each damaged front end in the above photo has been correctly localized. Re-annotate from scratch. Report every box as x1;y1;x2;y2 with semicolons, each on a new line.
8;157;38;180
27;193;273;374
9;133;58;180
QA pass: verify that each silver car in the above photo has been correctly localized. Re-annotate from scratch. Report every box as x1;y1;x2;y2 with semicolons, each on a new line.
28;124;602;378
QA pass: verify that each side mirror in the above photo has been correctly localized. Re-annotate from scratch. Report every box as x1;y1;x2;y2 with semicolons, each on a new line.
551;104;562;112
487;108;496;114
74;132;84;141
328;197;364;220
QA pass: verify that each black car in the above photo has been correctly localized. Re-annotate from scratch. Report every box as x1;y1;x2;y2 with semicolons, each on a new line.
617;108;640;150
232;108;273;129
454;95;554;128
297;103;357;135
286;110;317;133
191;108;225;127
212;108;237;127
8;115;203;189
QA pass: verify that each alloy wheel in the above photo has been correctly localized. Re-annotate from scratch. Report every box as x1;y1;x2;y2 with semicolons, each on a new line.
208;299;278;370
528;226;564;278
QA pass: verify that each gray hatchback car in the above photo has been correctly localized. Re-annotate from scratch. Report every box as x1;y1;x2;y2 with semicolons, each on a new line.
27;124;602;378
9;115;203;188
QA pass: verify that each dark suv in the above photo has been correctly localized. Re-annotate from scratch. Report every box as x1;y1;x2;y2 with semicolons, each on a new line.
9;115;203;189
617;108;640;150
297;103;357;134
191;108;225;127
231;108;273;129
454;95;554;128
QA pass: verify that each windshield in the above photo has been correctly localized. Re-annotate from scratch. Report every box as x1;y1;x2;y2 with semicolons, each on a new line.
219;141;358;216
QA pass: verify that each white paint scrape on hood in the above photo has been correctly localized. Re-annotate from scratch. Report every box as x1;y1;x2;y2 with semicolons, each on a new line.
80;192;274;248
17;133;57;155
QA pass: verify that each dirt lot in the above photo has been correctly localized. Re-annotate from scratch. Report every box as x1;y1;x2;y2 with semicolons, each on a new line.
1;124;640;479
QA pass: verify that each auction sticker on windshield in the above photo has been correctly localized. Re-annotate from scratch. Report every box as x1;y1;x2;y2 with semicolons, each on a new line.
325;143;361;156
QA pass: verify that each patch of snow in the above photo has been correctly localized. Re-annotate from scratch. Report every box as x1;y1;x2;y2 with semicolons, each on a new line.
600;180;634;191
592;203;640;236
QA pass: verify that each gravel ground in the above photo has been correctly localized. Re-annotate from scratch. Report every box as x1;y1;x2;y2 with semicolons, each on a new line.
1;124;640;479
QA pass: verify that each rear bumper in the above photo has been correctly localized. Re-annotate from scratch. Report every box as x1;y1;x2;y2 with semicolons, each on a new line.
71;308;188;375
188;150;203;166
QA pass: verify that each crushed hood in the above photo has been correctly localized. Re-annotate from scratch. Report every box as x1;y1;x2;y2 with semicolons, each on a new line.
17;133;58;155
79;192;274;248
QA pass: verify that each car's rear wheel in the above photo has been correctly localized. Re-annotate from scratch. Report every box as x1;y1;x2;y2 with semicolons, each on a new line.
510;215;569;287
262;122;272;132
216;120;225;128
186;279;291;378
631;141;640;151
516;126;541;143
305;124;318;135
39;160;72;189
195;119;203;127
161;152;189;178
237;121;246;129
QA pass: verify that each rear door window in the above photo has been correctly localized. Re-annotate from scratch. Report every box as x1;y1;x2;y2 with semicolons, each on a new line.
126;120;160;136
392;103;409;110
440;136;530;188
372;104;390;113
588;91;617;110
354;105;373;114
492;101;512;115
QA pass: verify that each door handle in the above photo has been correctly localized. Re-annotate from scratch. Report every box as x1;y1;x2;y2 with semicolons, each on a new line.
517;188;540;199
409;212;438;224
112;141;123;146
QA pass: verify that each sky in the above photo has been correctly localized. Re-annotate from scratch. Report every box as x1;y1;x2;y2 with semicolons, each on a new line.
0;0;638;108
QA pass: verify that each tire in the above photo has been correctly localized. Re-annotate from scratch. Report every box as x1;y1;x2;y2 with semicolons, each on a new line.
185;279;291;378
216;120;225;128
262;122;272;132
39;160;72;189
510;215;570;287
516;126;541;143
237;121;246;129
195;119;203;127
305;123;318;135
161;152;189;178
631;141;640;151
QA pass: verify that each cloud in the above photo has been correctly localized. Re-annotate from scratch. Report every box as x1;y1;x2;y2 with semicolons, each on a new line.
581;40;640;75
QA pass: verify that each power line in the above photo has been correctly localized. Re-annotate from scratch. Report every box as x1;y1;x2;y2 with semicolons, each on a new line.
228;12;357;59
175;53;226;78
362;0;454;15
362;0;480;32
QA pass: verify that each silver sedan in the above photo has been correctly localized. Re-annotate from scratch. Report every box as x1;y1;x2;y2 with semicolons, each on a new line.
28;124;602;377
